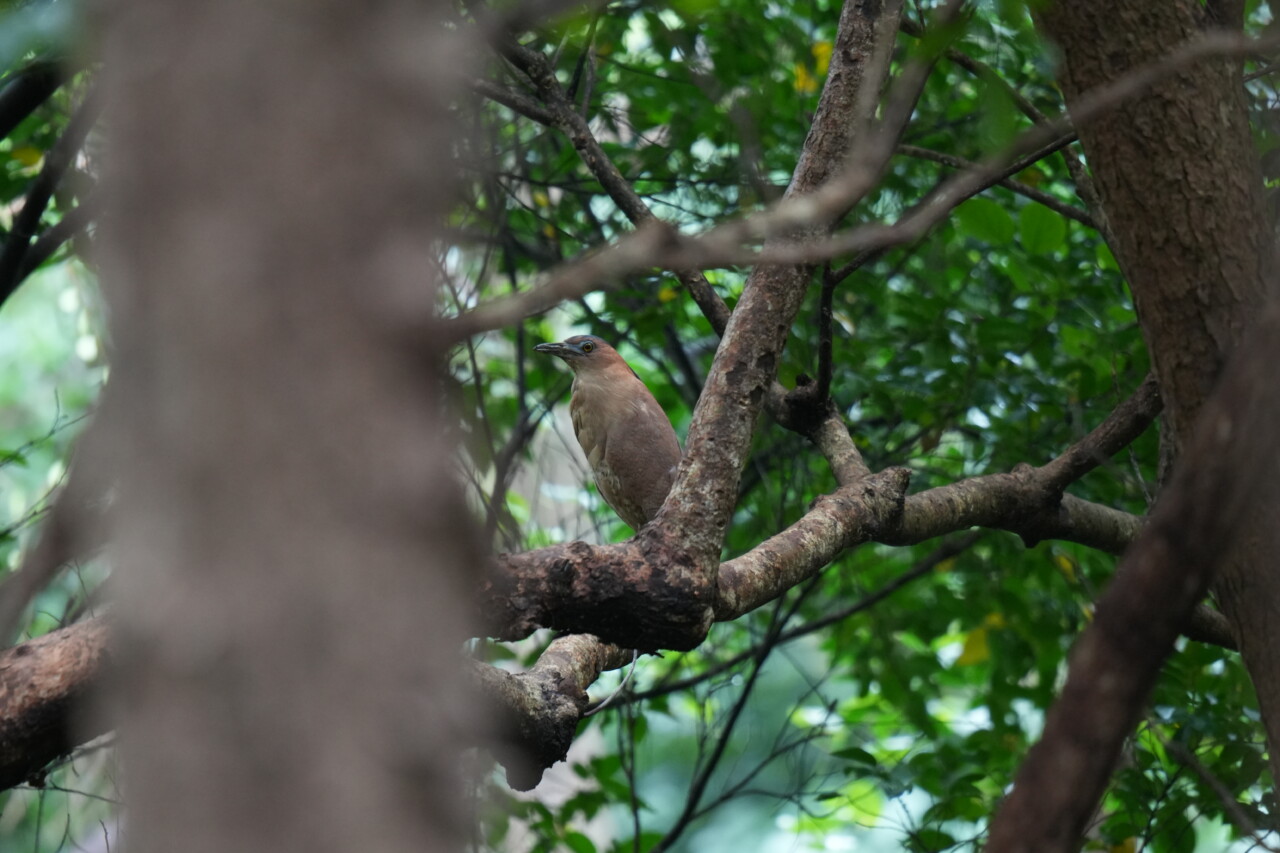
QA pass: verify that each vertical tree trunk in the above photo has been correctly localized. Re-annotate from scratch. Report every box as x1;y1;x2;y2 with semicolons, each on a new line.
96;2;480;850
1041;0;1280;777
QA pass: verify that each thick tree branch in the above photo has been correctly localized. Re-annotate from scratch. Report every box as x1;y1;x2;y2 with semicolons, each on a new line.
801;402;873;485
658;0;908;565
470;633;631;791
488;375;1159;644
0;617;109;790
613;532;985;710
481;0;911;649
482;539;711;651
889;374;1160;548
717;468;910;618
987;303;1280;853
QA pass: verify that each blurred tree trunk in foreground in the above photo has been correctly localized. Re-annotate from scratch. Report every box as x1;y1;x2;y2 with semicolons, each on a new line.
95;2;480;850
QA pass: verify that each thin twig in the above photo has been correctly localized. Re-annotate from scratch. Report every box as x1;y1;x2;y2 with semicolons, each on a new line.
897;143;1096;228
816;265;837;404
1163;738;1277;851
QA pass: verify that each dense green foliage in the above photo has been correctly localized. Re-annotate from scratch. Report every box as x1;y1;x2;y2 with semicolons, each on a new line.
0;0;1276;850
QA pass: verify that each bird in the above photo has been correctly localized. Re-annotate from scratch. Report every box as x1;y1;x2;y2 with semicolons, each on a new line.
534;335;682;532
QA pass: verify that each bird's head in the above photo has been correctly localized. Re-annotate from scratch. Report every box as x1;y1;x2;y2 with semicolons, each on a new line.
534;335;628;374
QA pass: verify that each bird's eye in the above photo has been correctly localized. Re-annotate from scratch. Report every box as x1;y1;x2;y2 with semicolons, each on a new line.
582;341;595;353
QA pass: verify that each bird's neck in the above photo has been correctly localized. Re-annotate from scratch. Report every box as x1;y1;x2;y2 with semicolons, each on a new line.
572;370;650;414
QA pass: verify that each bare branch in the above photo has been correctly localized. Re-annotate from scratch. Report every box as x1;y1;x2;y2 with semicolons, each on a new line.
723;375;1160;616
610;532;985;710
1038;374;1161;494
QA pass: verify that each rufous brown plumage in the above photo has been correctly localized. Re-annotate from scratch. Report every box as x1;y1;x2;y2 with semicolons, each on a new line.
535;335;682;531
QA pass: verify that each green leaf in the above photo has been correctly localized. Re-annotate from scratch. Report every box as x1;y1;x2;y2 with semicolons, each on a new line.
1020;204;1067;255
564;831;597;853
832;747;878;766
907;829;957;852
1096;242;1120;271
956;197;1016;245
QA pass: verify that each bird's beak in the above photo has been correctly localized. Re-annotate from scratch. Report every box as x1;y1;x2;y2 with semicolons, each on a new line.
534;341;575;358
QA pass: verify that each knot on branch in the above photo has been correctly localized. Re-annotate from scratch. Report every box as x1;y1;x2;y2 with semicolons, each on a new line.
863;466;912;527
482;535;714;653
1003;463;1076;548
777;373;835;436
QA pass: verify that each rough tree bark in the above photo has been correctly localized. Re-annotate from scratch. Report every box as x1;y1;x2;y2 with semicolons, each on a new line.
985;0;1280;846
1042;0;1280;768
93;1;482;850
0;618;108;790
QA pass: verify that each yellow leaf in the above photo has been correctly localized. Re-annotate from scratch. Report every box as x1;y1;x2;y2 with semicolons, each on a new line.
542;223;556;239
1108;838;1136;853
532;190;551;207
658;285;678;303
10;146;42;167
956;627;990;666
811;41;833;75
934;558;956;573
793;63;817;94
983;612;1007;629
1054;553;1077;582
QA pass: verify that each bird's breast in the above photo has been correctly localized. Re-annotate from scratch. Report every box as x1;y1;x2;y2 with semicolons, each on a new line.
568;372;680;530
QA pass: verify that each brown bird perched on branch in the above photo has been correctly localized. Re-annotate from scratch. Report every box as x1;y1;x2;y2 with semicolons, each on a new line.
535;335;682;532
